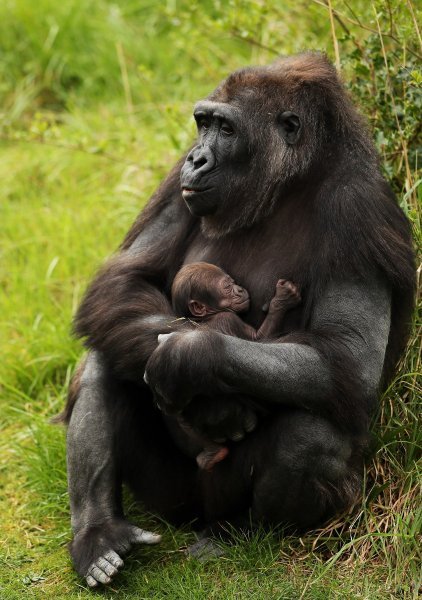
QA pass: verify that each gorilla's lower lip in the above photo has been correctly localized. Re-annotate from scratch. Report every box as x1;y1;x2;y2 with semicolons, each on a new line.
236;298;250;310
182;188;217;216
181;187;209;196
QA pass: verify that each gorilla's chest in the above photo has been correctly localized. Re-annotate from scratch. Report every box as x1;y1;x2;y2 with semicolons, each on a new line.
182;221;307;330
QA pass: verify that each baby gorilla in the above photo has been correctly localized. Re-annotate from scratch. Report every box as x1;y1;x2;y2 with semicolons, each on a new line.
171;262;300;470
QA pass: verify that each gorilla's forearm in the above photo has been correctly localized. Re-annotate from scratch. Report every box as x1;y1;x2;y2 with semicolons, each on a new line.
219;277;391;426
67;352;121;534
74;254;175;380
222;339;332;403
74;197;195;381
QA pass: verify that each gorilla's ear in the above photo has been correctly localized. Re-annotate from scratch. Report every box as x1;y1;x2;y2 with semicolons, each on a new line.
277;111;301;145
188;300;208;317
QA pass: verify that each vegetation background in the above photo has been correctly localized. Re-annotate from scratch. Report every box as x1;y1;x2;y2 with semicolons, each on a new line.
0;1;420;598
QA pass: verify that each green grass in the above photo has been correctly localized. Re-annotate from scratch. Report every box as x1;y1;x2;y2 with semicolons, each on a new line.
1;1;420;598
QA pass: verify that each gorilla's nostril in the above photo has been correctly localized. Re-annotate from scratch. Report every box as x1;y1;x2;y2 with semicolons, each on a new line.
193;156;207;169
191;146;215;173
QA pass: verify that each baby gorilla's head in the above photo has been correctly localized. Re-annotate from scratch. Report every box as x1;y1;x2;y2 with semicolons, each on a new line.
172;262;250;318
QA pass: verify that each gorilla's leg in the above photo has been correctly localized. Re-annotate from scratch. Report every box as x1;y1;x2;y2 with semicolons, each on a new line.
250;412;363;529
117;394;201;525
67;352;198;587
202;410;363;530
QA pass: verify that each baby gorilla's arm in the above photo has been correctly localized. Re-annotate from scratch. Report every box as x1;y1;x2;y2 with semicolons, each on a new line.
202;280;300;341
202;312;260;340
256;280;300;340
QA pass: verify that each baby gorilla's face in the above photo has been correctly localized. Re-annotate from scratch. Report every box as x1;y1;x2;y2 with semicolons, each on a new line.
216;273;250;313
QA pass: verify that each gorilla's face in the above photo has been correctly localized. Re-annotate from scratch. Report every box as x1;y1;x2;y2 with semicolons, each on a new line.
180;101;250;219
180;97;302;238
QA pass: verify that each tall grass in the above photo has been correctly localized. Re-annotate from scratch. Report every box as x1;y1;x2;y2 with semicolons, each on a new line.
1;1;420;598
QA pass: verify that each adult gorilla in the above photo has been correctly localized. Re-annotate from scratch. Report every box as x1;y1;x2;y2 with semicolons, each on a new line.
62;53;415;587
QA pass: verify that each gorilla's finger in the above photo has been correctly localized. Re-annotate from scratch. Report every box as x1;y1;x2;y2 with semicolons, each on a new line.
86;575;98;587
230;431;245;442
88;565;111;584
152;388;165;407
157;332;176;345
104;550;124;569
96;556;118;577
130;526;162;545
244;412;257;433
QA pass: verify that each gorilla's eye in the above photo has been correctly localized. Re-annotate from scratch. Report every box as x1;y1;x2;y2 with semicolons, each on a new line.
197;117;210;131
221;122;234;136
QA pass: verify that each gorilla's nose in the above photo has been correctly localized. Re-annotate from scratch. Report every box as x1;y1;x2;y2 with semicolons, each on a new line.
188;146;215;174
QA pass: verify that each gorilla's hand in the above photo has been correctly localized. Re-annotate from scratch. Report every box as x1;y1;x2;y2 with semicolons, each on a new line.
182;395;258;443
145;329;259;441
144;329;226;414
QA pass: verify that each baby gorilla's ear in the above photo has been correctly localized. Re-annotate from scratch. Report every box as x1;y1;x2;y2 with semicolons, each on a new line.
188;300;208;317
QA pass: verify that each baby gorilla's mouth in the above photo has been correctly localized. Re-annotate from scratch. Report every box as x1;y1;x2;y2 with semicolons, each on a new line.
235;296;250;312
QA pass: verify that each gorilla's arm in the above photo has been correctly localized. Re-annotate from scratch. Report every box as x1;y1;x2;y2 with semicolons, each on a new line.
74;187;195;381
146;277;391;431
221;278;391;418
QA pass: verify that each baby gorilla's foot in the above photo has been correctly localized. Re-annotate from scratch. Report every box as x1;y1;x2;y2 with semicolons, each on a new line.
272;279;301;310
196;445;229;471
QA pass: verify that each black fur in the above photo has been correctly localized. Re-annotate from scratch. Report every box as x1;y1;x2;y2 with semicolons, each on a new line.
62;53;415;586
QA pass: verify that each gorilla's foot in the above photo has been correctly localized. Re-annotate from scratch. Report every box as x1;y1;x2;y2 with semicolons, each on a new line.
186;536;225;561
70;518;161;587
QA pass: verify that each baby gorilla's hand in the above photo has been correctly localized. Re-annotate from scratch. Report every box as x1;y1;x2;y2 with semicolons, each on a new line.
270;279;301;311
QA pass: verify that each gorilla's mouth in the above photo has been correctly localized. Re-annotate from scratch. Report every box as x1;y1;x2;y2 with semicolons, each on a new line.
181;187;217;216
181;187;210;197
235;297;250;312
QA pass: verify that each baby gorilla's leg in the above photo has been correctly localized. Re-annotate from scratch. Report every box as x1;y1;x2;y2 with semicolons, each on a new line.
196;445;229;471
